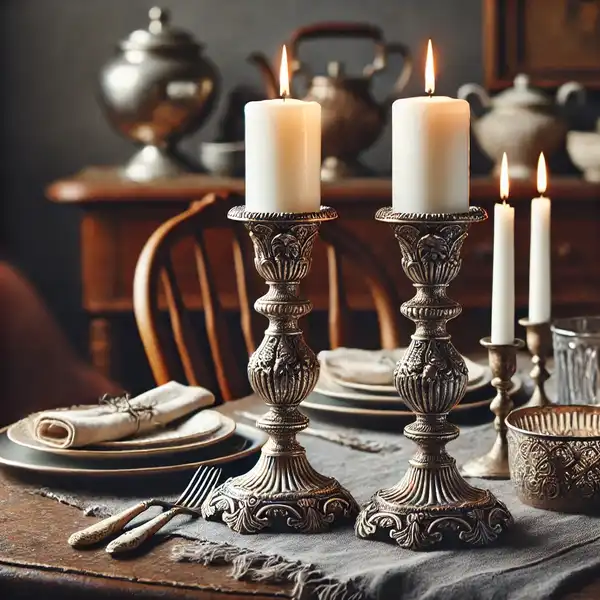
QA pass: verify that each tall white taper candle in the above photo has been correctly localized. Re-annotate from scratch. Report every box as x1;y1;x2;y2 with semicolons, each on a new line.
528;153;551;323
491;153;515;344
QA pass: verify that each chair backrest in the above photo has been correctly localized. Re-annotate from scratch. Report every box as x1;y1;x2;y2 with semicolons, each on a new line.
133;193;401;401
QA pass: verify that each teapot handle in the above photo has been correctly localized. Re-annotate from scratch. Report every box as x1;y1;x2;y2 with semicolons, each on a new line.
556;81;586;106
288;22;387;83
457;83;491;119
247;52;278;99
382;43;413;105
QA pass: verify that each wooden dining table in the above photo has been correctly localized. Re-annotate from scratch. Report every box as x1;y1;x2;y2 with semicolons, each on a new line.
2;452;600;599
0;466;291;599
2;383;600;599
0;392;292;600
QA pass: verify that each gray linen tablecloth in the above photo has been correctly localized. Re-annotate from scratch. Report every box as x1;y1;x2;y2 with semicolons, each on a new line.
34;372;600;600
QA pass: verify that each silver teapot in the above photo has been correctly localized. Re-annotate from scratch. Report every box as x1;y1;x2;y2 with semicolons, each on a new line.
98;7;219;181
458;74;585;179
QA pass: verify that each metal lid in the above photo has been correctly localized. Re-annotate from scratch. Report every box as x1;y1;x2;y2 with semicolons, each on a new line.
120;7;201;51
493;74;552;108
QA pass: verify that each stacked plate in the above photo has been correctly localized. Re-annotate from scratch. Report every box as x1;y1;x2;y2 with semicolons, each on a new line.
0;410;266;477
303;348;523;430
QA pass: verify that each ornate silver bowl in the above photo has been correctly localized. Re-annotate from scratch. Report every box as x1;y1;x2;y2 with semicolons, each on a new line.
507;405;600;514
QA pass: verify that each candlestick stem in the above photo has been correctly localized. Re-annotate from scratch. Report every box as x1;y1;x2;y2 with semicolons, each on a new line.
519;319;552;408
461;337;524;480
202;206;358;534
355;207;512;550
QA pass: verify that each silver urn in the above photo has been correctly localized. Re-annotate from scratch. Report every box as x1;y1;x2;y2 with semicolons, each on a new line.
98;7;220;181
458;74;585;180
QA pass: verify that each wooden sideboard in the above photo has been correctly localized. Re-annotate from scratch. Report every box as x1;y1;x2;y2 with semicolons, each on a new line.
46;169;600;388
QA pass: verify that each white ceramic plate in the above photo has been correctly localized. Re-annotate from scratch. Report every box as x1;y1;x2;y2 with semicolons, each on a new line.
0;423;265;477
305;375;523;418
319;348;487;394
7;414;236;459
314;368;492;406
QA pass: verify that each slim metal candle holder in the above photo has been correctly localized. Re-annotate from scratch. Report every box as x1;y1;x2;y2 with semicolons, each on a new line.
355;207;513;550
518;318;552;408
202;206;358;534
461;337;524;480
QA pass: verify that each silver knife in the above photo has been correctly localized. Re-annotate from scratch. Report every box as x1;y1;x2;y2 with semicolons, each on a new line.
235;410;399;453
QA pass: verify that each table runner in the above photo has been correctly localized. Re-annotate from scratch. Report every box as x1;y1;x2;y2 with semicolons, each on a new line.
34;389;600;600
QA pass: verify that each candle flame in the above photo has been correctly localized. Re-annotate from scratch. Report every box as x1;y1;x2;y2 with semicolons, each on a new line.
425;39;435;96
537;152;547;195
279;45;290;98
500;152;509;201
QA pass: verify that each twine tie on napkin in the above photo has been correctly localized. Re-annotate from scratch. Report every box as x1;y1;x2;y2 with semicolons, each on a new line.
32;381;215;449
98;394;156;434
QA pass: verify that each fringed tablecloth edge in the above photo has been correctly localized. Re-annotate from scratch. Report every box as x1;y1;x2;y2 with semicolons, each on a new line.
33;487;369;600
171;539;368;600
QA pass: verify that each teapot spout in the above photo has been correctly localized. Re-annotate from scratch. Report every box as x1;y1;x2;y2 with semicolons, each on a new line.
247;52;278;100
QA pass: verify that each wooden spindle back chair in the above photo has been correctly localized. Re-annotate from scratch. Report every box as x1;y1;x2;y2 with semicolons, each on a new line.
133;193;401;401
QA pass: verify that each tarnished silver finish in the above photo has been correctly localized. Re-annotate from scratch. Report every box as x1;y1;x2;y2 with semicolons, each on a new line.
519;319;552;408
202;206;358;534
461;337;525;480
355;207;513;550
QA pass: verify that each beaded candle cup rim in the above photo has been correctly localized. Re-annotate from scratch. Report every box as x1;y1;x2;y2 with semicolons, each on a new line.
375;205;487;223
228;205;337;223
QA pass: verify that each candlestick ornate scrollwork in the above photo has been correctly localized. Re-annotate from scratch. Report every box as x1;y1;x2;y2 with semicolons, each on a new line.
202;206;358;534
461;337;525;480
355;206;513;550
519;319;552;408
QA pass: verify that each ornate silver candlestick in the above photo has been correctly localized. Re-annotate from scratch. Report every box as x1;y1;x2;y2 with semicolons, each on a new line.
202;206;358;534
461;337;524;480
518;318;552;408
355;207;513;550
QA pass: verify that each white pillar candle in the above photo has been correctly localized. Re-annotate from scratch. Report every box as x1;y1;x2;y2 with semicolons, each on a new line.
491;153;515;344
392;40;469;214
245;46;321;213
528;153;552;323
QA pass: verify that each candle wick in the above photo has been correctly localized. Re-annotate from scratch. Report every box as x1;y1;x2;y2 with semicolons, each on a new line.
281;92;287;102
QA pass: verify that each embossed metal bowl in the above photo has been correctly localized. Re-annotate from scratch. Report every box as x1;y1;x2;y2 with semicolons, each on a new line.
507;405;600;514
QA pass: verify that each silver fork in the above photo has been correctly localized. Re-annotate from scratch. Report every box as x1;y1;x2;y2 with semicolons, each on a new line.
67;466;221;549
105;466;222;555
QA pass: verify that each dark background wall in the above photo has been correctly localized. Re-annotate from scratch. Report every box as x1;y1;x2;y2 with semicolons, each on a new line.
0;0;485;355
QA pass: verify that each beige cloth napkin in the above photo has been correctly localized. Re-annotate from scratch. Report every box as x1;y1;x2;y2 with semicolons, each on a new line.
318;348;404;386
32;381;215;449
318;348;485;386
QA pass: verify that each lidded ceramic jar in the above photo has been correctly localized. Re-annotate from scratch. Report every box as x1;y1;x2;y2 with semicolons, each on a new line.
458;74;584;179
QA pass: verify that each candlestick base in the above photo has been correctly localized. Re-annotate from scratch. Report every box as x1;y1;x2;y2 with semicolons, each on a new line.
355;207;512;550
356;467;511;550
519;319;552;408
202;206;358;534
461;337;525;480
203;441;357;534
